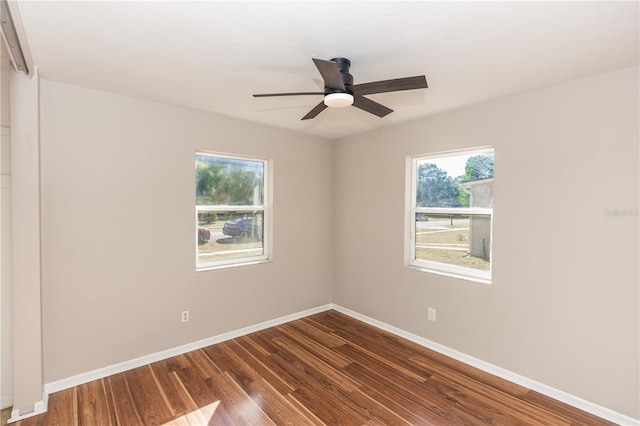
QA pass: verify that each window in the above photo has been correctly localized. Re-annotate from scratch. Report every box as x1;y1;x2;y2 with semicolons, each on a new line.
195;152;270;270
406;147;494;283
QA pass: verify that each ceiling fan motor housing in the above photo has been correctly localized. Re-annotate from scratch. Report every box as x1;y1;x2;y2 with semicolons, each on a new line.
328;57;353;93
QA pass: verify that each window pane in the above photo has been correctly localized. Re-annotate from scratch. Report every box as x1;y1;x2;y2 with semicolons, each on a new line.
197;211;264;263
196;155;264;206
416;149;494;208
415;214;490;271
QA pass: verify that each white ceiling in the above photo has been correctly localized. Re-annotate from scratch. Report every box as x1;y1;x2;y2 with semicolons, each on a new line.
14;1;640;140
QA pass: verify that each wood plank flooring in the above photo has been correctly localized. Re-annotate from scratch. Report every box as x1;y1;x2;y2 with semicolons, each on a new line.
13;310;613;425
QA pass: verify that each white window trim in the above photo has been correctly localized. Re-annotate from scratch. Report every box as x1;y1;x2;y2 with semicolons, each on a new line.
195;151;272;271
405;149;493;284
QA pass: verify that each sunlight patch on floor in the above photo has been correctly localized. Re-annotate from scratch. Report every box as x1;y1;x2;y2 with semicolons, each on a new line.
161;400;220;425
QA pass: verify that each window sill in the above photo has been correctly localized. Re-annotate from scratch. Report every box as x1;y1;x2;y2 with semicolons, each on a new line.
196;258;272;272
405;264;492;285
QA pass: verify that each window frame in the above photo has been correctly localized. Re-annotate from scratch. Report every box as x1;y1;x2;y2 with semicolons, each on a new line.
195;151;272;271
405;147;494;284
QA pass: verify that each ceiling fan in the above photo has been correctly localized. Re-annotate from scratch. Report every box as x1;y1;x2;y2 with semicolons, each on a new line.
253;57;428;120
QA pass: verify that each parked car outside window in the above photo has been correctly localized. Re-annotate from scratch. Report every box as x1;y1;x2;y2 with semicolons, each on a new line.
222;216;262;240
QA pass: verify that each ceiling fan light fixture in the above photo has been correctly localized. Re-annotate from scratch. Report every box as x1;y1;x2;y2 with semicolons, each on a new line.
324;92;354;108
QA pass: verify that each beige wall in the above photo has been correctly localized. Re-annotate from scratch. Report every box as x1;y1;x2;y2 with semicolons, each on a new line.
333;66;639;418
39;80;333;383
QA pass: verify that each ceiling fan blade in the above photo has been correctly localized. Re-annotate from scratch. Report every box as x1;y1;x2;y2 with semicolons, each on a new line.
253;92;324;98
301;101;328;120
352;96;393;118
312;58;345;91
352;75;427;96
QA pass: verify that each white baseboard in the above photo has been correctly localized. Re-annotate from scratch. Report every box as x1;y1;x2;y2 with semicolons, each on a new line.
7;390;48;423
330;304;639;426
45;304;333;395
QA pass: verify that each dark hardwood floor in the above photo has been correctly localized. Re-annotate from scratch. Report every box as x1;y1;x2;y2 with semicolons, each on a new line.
14;310;613;425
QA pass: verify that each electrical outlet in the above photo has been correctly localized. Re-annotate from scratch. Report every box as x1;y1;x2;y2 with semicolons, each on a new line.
181;310;189;323
428;307;436;322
